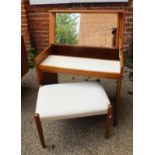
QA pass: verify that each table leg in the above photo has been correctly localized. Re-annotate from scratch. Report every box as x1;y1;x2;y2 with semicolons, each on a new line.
113;78;122;126
105;105;112;139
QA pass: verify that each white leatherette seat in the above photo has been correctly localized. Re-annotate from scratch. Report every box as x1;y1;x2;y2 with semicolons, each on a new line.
35;82;110;120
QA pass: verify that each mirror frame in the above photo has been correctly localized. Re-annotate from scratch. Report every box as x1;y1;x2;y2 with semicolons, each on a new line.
48;9;125;50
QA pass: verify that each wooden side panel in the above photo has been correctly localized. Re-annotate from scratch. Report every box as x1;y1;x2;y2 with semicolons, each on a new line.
49;13;56;44
119;13;125;73
119;13;125;50
35;45;58;85
51;44;120;60
35;45;51;65
116;14;120;48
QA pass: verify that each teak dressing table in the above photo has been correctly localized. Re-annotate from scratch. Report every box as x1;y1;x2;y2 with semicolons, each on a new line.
35;10;125;126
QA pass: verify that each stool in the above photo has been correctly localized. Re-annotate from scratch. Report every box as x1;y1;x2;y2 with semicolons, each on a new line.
34;82;112;148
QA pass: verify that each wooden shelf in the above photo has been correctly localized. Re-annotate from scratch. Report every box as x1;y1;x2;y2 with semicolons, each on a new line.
40;55;121;78
35;44;123;80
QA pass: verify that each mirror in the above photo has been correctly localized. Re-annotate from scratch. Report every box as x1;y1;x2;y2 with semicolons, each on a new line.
55;13;118;48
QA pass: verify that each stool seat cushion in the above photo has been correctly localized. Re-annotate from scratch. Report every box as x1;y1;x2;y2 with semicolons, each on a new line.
36;82;110;120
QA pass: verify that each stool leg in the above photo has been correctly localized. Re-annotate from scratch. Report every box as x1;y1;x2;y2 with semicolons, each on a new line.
114;78;122;126
105;105;112;139
34;113;46;148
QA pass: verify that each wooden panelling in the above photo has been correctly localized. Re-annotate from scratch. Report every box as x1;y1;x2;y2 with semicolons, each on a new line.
51;44;120;60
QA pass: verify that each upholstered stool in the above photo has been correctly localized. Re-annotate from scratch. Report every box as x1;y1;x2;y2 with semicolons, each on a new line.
34;82;112;148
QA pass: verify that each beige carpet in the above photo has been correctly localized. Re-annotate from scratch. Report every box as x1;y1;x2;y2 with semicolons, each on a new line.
21;67;133;155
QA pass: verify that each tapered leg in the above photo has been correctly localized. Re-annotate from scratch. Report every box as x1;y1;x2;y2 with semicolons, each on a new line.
105;105;112;139
34;113;46;148
113;78;122;126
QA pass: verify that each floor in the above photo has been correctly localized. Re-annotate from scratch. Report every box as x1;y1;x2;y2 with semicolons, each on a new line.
21;67;133;155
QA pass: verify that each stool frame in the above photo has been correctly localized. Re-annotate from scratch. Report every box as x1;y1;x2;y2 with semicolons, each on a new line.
34;105;112;148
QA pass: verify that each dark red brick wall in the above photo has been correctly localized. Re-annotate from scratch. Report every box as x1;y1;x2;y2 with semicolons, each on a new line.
21;0;133;56
21;0;31;48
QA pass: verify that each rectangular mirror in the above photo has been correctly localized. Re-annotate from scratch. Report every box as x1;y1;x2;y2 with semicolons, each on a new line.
49;10;125;49
55;13;118;48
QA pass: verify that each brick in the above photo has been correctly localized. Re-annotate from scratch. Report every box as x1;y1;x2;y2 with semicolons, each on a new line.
21;5;25;10
126;17;133;23
21;0;31;47
21;10;26;15
30;13;48;18
21;18;28;24
32;35;48;38
124;32;133;38
125;23;131;27
127;7;133;12
126;12;133;17
130;23;133;28
31;31;49;35
21;25;28;29
31;19;48;23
